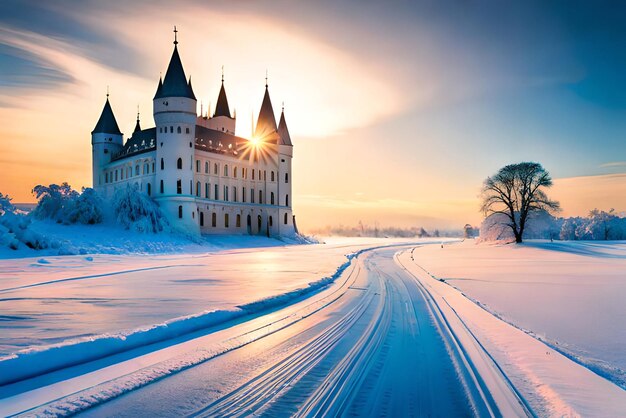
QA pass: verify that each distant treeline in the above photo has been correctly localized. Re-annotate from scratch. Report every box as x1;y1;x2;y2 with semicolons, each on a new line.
309;222;462;238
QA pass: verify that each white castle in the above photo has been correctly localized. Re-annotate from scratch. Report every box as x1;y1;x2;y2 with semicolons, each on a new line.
91;29;296;237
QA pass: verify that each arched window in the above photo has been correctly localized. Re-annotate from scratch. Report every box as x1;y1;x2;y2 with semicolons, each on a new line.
147;183;152;196
285;194;289;206
176;179;182;194
177;126;182;134
284;213;288;224
196;181;200;197
196;160;200;172
214;163;218;175
271;192;275;205
200;212;204;226
178;205;183;218
236;214;241;228
285;173;289;183
161;158;164;170
160;180;164;194
205;161;209;173
205;183;209;198
224;165;228;176
225;213;229;228
177;158;182;169
212;212;217;227
271;171;275;182
135;165;139;176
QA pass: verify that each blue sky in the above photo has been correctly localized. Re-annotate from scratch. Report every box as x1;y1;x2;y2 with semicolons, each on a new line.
0;1;625;229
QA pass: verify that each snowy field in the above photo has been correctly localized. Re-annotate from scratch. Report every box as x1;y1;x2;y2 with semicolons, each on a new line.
0;236;431;381
411;240;626;388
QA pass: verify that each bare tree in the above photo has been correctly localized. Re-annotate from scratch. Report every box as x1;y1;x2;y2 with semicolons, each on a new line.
480;162;560;243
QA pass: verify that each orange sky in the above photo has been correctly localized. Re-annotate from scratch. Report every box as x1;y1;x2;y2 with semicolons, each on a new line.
1;3;625;232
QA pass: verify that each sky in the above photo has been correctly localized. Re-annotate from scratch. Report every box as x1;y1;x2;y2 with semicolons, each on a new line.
0;0;625;231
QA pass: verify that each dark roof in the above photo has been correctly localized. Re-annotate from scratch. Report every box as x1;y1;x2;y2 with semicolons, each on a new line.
92;98;122;135
194;125;247;156
213;82;232;118
255;86;277;138
154;45;196;100
112;127;157;161
133;117;141;133
278;110;293;146
154;77;163;99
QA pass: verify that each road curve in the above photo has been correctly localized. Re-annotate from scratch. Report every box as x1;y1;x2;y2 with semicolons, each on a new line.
10;245;525;417
71;246;503;417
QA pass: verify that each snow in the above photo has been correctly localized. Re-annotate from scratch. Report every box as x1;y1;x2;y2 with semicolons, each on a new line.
402;240;626;416
0;236;423;386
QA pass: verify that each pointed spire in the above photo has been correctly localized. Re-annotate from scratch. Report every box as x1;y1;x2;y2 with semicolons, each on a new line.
153;77;163;100
255;81;277;137
154;27;196;100
278;104;292;146
92;94;122;135
213;67;232;118
134;105;141;133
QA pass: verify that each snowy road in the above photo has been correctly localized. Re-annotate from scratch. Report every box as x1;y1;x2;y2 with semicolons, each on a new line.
1;244;528;417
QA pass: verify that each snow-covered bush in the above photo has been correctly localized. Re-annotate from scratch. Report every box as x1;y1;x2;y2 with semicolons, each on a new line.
0;192;14;215
32;183;79;223
559;210;626;240
112;185;167;233
32;184;104;225
65;188;105;225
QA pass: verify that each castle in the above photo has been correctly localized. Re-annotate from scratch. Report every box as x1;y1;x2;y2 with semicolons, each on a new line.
91;29;296;237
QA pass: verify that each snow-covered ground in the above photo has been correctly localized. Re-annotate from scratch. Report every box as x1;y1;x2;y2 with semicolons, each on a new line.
410;240;626;389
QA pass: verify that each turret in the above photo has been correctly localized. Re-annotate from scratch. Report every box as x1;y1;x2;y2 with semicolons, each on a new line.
199;68;236;134
255;77;278;143
153;27;199;234
91;94;123;189
277;105;295;235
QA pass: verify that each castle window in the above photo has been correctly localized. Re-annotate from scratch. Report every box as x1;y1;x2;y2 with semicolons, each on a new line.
281;159;285;163
284;213;288;224
224;213;229;228
192;211;194;219
143;164;148;174
178;205;183;218
161;158;164;170
190;180;193;194
285;173;289;183
196;181;200;197
177;126;181;134
115;170;118;181
200;212;204;226
176;179;182;194
189;142;192;148
242;187;246;203
259;190;263;204
233;187;237;202
214;184;218;199
186;127;190;134
269;216;273;227
252;170;255;180
205;161;209;173
205;183;209;198
105;173;109;183
212;212;217;227
271;192;275;205
214;163;218;175
224;185;229;201
135;165;140;176
147;183;152;196
160;180;164;194
177;158;183;169
170;126;173;133
234;167;238;178
196;160;200;172
285;194;289;206
264;171;267;181
104;149;108;154
271;171;275;182
224;165;228;177
251;188;255;203
152;162;155;172
236;214;241;228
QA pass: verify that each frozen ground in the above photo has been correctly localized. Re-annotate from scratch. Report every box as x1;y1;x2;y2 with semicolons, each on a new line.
410;240;626;388
0;237;624;417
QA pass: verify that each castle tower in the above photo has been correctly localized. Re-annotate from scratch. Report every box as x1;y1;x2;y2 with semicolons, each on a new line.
207;68;236;134
91;94;123;190
277;105;295;235
153;27;199;234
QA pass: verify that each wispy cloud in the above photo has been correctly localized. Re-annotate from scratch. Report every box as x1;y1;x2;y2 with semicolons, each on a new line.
600;161;626;169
